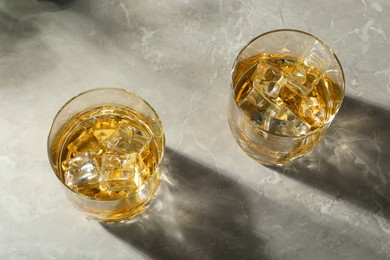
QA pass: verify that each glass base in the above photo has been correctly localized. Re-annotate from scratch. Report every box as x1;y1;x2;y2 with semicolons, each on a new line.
68;177;161;223
227;110;318;166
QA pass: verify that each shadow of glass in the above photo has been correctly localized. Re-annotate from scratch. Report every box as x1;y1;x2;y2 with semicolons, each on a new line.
275;96;390;219
102;148;267;260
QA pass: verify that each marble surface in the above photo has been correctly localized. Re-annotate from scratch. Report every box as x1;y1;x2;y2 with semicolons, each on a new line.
1;0;390;259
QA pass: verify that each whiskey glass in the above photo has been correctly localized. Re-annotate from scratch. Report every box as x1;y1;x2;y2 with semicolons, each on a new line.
228;29;345;165
48;88;165;222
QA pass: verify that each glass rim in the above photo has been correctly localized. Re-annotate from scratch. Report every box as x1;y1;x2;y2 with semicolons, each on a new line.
47;87;165;201
230;29;345;139
232;28;345;86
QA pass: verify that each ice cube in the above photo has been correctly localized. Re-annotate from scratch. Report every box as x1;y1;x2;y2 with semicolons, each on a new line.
301;40;332;71
101;153;147;192
251;60;286;100
291;119;310;136
250;60;269;81
260;105;278;131
239;85;271;125
289;63;307;85
305;69;323;94
252;109;268;126
67;131;103;157
106;123;152;155
61;151;100;189
299;96;326;127
286;80;312;97
91;119;118;146
122;153;148;184
283;62;318;96
267;117;292;135
267;107;310;136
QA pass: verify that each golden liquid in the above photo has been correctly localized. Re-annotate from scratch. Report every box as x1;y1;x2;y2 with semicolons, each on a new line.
50;106;162;221
228;53;343;165
233;54;343;136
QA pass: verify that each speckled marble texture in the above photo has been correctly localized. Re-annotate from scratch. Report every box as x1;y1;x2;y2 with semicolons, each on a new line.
0;0;389;259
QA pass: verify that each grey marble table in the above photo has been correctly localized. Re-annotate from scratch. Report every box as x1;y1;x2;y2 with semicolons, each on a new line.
1;0;390;259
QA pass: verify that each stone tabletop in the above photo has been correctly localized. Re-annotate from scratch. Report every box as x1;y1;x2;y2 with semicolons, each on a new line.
1;0;389;259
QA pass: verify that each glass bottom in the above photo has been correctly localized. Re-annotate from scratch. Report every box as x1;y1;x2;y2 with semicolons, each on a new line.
67;171;161;223
227;102;324;166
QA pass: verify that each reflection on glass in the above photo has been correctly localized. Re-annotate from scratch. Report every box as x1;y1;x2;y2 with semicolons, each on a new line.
48;88;165;223
228;29;345;165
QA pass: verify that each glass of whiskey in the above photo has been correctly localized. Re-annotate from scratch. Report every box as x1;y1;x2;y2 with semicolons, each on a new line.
228;29;345;165
48;88;165;223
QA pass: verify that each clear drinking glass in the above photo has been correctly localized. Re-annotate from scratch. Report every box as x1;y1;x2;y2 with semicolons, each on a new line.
48;88;165;223
228;29;345;166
